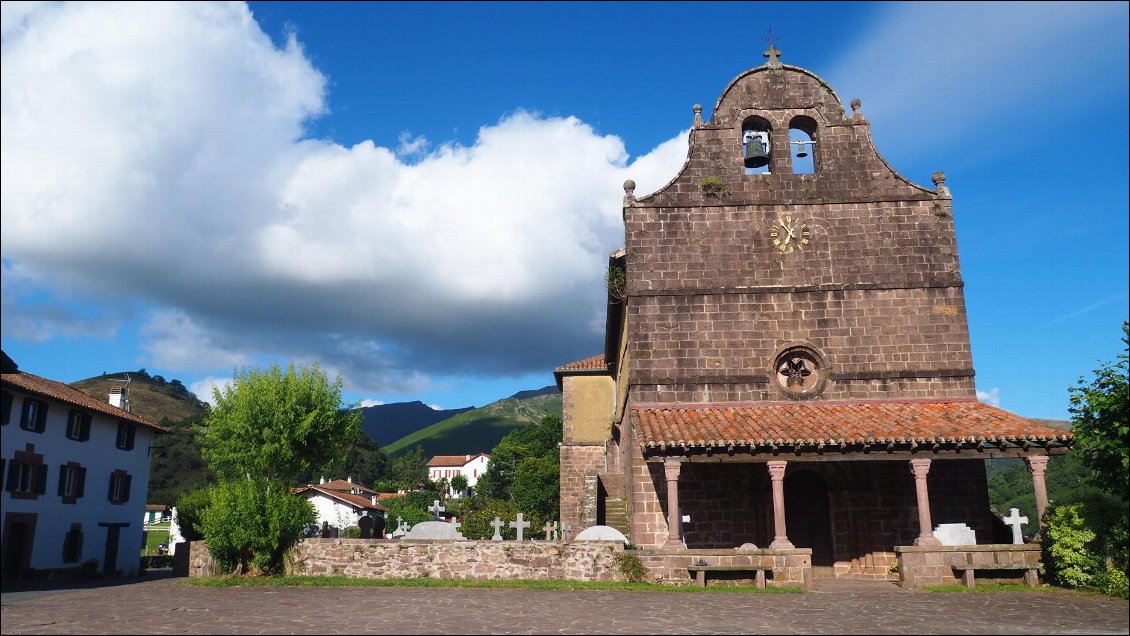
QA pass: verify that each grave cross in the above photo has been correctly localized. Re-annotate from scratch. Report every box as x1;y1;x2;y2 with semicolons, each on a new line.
490;516;505;541
429;500;446;521
543;521;556;541
510;513;531;541
1003;507;1029;544
561;523;573;541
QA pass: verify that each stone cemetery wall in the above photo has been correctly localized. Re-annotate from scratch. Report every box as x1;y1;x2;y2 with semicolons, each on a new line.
634;547;813;589
285;539;625;581
895;543;1043;588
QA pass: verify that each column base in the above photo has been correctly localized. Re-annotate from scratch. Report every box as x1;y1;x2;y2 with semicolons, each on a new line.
769;538;795;550
913;535;941;547
663;539;685;549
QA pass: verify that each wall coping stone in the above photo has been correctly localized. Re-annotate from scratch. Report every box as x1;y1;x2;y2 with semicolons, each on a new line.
895;544;1040;554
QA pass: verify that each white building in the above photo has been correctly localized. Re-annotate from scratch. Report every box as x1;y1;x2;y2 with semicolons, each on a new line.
292;477;387;534
1;352;166;578
426;453;490;498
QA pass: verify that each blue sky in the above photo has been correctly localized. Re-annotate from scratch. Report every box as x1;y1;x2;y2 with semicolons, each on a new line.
1;2;1127;419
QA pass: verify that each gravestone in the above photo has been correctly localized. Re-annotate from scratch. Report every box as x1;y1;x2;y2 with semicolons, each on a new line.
933;523;976;546
391;517;408;538
1002;508;1028;544
561;523;573;541
358;514;374;539
490;516;505;541
543;521;558;541
429;500;446;521
574;525;630;545
404;520;466;541
510;513;531;541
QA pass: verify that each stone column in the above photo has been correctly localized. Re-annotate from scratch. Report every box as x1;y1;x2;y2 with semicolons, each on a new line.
1025;456;1050;525
767;461;794;549
909;458;941;546
664;459;684;548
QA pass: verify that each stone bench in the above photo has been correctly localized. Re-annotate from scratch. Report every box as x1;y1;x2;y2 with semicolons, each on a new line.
687;564;769;589
951;563;1044;588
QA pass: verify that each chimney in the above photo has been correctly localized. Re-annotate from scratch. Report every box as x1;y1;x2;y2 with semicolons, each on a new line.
319;476;325;485
465;454;470;461
347;476;352;483
371;495;377;506
109;387;124;409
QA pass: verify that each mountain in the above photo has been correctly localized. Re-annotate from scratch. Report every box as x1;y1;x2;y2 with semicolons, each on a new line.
69;370;207;425
361;401;474;447
383;391;563;459
507;385;561;401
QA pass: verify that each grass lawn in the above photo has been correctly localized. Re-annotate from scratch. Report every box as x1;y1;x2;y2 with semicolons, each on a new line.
142;524;171;555
182;575;806;593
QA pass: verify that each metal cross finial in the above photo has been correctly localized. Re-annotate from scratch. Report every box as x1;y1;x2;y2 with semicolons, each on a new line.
763;28;782;67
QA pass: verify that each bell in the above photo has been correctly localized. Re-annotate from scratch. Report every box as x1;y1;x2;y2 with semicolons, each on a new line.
795;143;808;158
744;134;770;169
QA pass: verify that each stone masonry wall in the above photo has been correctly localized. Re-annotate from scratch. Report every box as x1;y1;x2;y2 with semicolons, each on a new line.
896;544;1043;588
559;445;605;537
285;539;624;581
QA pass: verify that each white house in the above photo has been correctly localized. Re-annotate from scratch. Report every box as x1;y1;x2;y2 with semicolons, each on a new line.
1;352;166;579
291;477;387;534
426;453;490;498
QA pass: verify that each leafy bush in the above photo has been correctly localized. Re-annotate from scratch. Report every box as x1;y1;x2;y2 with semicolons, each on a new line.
614;553;649;582
200;478;315;575
459;500;524;540
175;486;215;542
382;490;440;528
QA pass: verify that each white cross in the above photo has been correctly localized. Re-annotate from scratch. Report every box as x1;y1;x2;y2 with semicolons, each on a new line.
429;500;445;521
490;516;505;541
561;523;572;541
510;513;531;541
543;521;556;541
1003;507;1029;544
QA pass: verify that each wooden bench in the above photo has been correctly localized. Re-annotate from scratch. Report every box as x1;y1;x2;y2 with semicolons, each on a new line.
951;563;1044;588
687;564;770;589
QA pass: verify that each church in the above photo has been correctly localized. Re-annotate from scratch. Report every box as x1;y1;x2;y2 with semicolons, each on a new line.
554;46;1071;586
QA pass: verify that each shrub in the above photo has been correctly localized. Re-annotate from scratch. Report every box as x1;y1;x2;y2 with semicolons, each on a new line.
200;478;315;575
1045;503;1101;588
459;500;524;540
614;553;649;583
175;487;215;542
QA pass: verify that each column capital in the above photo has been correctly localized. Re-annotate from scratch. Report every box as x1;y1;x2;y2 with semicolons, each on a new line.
909;458;932;479
1025;455;1049;477
766;460;787;481
664;458;683;481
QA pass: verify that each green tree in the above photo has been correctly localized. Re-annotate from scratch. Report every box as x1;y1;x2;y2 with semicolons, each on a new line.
511;454;559;520
477;414;561;505
389;445;429;488
450;474;469;497
200;478;315;574
173;486;215;542
383;489;439;527
1068;320;1129;502
197;362;361;483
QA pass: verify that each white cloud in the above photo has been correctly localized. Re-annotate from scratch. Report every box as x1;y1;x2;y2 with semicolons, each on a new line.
427;403;443;411
396;132;429;158
189;375;234;407
359;399;386;408
976;388;1001;408
0;2;689;392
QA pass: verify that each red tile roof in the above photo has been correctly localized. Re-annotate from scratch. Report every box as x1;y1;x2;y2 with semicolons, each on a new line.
426;453;489;468
319;479;377;496
554;354;606;372
1;370;166;433
293;485;388;512
632;399;1073;451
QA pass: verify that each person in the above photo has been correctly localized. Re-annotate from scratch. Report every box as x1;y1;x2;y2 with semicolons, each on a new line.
320;520;332;538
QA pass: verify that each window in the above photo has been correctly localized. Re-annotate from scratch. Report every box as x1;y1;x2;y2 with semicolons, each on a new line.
115;421;136;451
108;470;132;504
1;390;12;426
67;410;92;441
741;116;773;176
19;398;48;433
5;445;46;500
62;524;84;563
788;115;818;175
58;462;87;504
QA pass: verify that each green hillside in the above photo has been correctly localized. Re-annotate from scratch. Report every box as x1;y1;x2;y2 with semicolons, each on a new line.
384;392;562;458
70;371;207;425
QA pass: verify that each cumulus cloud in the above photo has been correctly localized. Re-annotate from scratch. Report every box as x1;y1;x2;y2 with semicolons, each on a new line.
359;399;386;408
0;2;687;393
189;376;234;407
976;388;1001;408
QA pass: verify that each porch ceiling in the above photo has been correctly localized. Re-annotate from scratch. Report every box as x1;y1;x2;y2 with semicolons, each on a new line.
633;398;1072;460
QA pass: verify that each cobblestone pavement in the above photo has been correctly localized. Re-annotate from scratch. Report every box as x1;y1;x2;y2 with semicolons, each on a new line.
2;575;1127;635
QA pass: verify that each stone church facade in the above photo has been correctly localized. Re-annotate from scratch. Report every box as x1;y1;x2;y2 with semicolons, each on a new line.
555;48;1071;585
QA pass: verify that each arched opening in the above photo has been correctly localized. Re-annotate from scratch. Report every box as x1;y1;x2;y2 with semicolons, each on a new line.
789;115;818;175
785;469;834;568
741;116;772;175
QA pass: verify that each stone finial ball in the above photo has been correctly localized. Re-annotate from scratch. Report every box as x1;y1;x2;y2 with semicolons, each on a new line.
693;104;702;113
931;171;946;185
624;179;636;193
850;98;862;112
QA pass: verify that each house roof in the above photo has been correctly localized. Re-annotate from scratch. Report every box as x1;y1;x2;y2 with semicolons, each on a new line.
145;504;169;512
1;367;166;433
319;479;377;496
293;485;388;512
632;398;1072;454
554;354;606;373
427;453;489;468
